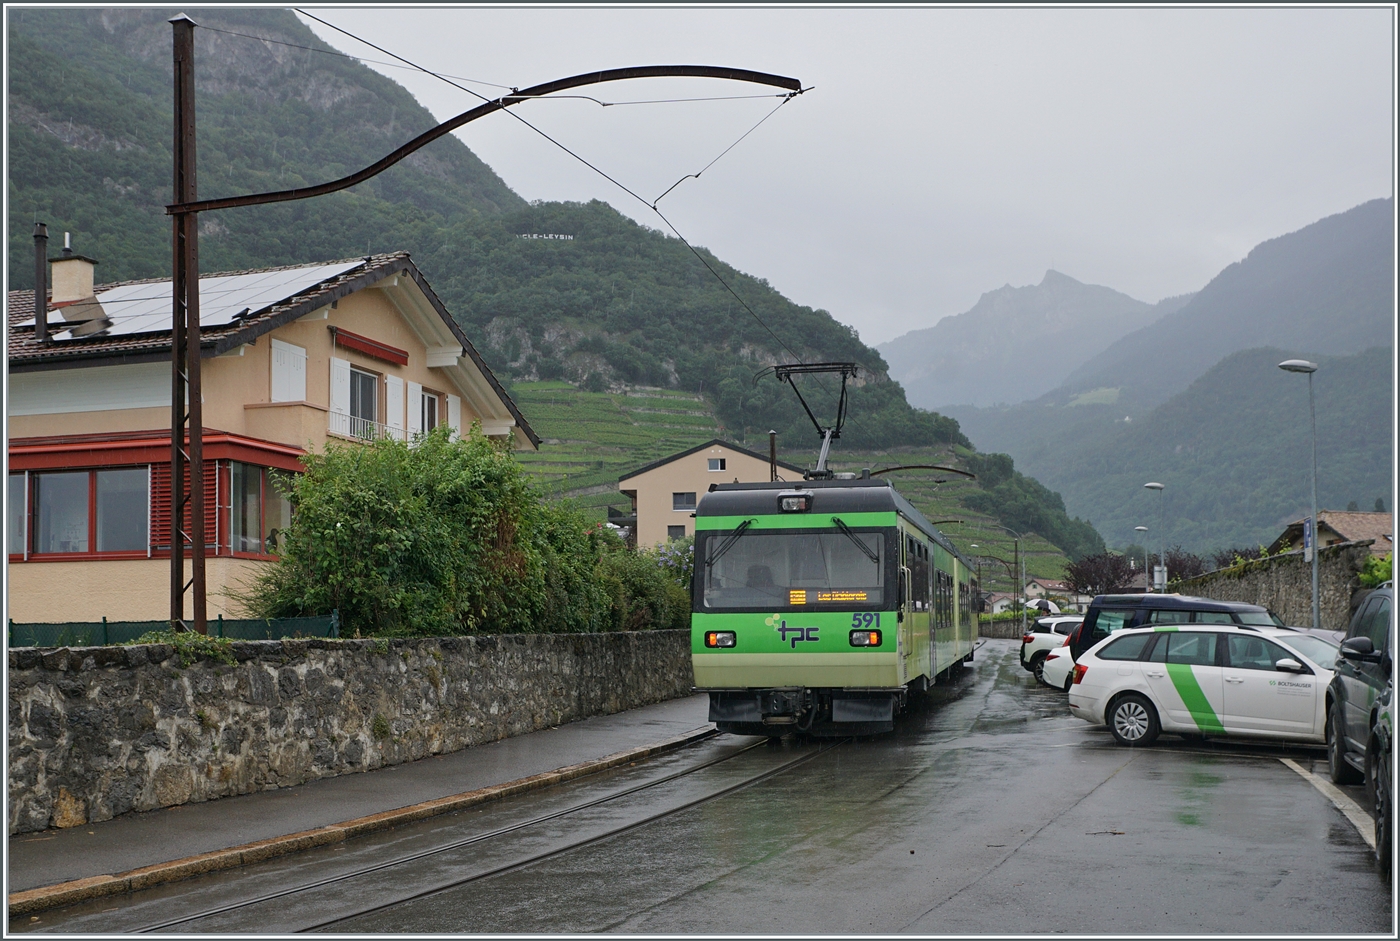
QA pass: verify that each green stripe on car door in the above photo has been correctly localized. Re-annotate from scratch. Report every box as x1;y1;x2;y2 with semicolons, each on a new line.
1165;663;1225;733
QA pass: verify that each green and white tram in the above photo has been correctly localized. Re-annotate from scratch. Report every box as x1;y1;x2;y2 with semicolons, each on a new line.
692;475;977;736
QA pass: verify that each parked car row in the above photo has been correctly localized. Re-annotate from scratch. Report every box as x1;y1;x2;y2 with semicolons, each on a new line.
1031;586;1391;870
1018;615;1082;684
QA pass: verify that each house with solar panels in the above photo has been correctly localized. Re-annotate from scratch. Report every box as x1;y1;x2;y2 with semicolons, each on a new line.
6;241;538;623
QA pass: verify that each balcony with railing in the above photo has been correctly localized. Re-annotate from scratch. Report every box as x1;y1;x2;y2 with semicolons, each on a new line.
328;410;407;442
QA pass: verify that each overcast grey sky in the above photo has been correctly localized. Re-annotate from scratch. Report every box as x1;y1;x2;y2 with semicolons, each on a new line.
301;6;1394;346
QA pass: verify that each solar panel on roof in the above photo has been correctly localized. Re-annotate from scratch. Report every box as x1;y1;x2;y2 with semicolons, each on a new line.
31;260;365;340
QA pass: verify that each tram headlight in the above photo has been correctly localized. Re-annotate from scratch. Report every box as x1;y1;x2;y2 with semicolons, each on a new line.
705;631;737;648
777;490;813;512
849;629;882;647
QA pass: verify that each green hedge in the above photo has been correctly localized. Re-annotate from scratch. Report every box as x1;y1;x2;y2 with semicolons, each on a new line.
239;427;689;637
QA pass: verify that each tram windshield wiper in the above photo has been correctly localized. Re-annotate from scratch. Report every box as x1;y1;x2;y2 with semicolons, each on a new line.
832;517;879;564
705;519;754;567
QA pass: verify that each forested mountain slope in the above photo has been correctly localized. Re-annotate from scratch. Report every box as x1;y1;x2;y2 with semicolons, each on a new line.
1034;345;1393;551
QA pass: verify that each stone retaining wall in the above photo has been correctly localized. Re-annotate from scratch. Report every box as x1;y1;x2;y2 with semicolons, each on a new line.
1174;540;1373;631
977;620;1032;640
7;631;692;834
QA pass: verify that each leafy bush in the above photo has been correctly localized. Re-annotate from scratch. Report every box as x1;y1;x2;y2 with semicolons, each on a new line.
1163;547;1207;581
240;427;689;636
1209;545;1273;571
124;629;235;666
657;536;695;589
596;532;691;632
1360;553;1392;589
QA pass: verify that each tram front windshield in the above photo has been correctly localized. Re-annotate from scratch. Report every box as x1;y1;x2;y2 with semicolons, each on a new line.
699;530;885;610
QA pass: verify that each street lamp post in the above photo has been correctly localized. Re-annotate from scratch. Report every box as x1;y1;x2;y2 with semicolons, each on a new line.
970;544;982;629
1279;359;1321;631
1134;526;1149;592
970;547;1017;628
972;524;1029;635
1144;482;1165;592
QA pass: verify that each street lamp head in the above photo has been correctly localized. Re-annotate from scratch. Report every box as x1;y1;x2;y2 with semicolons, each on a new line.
1278;359;1318;374
1144;482;1164;491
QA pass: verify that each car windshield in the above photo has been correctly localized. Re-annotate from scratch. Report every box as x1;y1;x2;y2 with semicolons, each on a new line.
1236;610;1285;627
699;530;885;610
1280;634;1340;670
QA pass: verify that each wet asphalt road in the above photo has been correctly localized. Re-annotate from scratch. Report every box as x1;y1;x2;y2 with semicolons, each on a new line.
18;639;1392;934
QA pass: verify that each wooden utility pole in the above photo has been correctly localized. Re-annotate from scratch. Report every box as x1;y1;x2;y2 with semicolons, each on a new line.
170;14;207;633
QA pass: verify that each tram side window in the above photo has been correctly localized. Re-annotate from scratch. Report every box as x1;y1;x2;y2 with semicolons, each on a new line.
910;540;930;611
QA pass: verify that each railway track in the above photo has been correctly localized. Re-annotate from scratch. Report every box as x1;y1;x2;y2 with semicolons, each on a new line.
123;736;841;934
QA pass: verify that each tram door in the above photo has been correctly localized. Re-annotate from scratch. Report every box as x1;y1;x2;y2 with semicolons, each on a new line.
907;535;932;680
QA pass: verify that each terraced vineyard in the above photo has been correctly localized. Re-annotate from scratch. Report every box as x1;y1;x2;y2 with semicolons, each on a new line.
510;382;725;518
823;448;1071;589
510;381;1071;589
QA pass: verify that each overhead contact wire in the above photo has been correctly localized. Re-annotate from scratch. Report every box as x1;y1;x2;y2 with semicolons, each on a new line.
288;12;827;386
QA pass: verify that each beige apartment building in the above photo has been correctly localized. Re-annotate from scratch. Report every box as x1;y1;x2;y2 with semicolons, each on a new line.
7;247;536;623
618;440;803;547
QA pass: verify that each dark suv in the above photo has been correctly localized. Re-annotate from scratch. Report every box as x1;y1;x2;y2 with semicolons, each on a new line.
1325;584;1393;803
1068;593;1284;661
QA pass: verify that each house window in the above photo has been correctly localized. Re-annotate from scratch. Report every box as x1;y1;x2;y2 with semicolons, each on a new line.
8;474;25;555
673;492;697;511
35;471;90;553
422;391;439;431
708;458;726;471
31;468;148;555
350;367;378;437
667;525;687;540
231;463;263;554
231;463;293;555
96;468;148;551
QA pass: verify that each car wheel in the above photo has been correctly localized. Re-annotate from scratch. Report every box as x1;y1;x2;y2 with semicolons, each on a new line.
1108;693;1160;747
1328;702;1364;785
1372;738;1392;872
1031;654;1049;685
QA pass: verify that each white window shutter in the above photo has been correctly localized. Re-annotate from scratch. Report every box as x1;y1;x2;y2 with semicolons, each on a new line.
446;394;462;439
329;357;351;415
271;339;306;402
407;381;424;437
385;376;404;431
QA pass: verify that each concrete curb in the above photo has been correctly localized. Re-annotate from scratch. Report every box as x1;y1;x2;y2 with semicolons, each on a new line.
8;725;717;917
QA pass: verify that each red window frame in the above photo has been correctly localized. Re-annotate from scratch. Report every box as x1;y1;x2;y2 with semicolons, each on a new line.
22;467;152;562
226;462;292;561
10;430;305;564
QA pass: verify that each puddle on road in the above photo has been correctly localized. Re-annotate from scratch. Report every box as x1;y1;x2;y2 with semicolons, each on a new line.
1173;767;1224;827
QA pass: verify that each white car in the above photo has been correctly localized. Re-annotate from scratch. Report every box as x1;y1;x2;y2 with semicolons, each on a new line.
1041;638;1076;691
1020;615;1083;685
1068;624;1339;746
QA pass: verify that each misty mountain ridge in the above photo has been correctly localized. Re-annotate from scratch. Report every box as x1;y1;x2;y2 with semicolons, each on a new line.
1058;197;1394;410
879;269;1191;409
943;196;1394;552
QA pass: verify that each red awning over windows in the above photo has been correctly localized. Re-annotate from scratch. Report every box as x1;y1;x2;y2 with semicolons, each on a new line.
8;429;305;473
